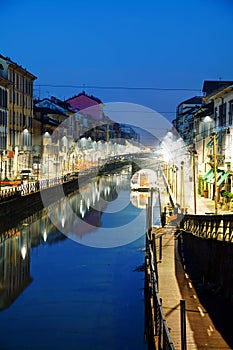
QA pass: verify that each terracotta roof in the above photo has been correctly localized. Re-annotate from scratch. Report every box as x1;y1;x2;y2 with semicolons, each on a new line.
66;92;103;121
66;91;102;112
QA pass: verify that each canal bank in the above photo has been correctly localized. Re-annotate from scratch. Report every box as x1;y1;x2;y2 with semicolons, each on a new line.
0;177;79;231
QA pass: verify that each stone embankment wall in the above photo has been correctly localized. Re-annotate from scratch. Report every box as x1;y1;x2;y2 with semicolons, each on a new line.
181;232;233;305
0;179;79;231
0;161;132;232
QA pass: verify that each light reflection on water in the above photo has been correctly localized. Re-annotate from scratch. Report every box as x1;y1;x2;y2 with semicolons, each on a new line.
0;168;148;350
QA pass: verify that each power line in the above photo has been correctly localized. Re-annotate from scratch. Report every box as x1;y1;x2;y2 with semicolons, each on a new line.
34;84;201;92
94;109;176;114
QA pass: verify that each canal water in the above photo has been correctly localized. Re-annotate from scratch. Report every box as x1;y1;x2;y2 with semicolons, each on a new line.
0;168;150;350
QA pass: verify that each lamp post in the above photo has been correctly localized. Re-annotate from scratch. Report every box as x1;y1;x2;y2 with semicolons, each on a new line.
180;161;185;212
212;132;218;214
192;150;198;214
203;116;218;214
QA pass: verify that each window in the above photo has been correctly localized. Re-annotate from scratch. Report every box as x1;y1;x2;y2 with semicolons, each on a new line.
19;75;22;90
229;101;233;126
4;89;7;108
9;70;13;82
0;88;7;108
0;111;7;126
23;77;26;93
0;132;7;150
219;103;226;127
0;88;2;108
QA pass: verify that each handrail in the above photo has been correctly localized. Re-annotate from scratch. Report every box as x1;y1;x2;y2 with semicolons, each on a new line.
145;229;175;349
181;214;233;242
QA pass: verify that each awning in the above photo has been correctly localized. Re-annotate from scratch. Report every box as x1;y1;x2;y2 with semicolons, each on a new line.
208;170;223;184
206;140;213;148
202;168;214;180
217;172;229;186
206;132;221;148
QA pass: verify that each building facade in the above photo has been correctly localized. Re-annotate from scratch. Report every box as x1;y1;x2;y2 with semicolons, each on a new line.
0;54;37;180
175;80;233;209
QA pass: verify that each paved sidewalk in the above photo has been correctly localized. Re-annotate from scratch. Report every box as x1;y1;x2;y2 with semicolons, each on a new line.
196;195;233;215
187;195;233;215
153;227;198;350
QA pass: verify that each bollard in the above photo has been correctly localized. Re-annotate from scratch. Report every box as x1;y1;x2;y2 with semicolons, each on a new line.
180;299;187;350
159;235;162;262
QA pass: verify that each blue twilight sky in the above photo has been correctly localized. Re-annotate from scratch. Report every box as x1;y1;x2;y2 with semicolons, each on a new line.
1;0;233;123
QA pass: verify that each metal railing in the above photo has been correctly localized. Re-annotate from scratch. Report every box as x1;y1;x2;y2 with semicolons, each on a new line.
181;214;233;242
0;186;21;201
145;192;175;350
145;232;175;350
0;176;64;202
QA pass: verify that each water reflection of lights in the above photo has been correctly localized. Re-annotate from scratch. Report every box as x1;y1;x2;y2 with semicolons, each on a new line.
130;191;149;209
79;201;85;218
43;230;47;242
92;192;96;204
130;190;157;209
21;246;27;260
37;168;135;246
104;186;111;196
61;217;65;228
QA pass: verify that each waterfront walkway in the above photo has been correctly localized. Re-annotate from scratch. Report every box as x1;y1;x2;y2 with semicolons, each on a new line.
190;195;232;215
153;223;231;349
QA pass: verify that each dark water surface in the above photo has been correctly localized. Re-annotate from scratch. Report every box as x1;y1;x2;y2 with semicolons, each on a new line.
0;170;148;350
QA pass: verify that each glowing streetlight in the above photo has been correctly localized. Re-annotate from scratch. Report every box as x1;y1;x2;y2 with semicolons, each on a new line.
212;132;218;214
203;116;218;214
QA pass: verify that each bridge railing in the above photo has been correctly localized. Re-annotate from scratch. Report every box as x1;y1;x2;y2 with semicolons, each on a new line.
181;214;233;242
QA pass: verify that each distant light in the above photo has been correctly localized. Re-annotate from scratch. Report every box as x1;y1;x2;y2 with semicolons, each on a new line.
23;128;29;133
203;116;213;123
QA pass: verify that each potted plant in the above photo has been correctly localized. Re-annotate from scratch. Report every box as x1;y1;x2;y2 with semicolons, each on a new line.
220;190;233;210
203;183;208;198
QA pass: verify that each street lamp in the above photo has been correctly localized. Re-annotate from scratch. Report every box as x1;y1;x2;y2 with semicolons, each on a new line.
203;116;218;214
180;161;185;212
189;147;198;214
212;132;218;214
